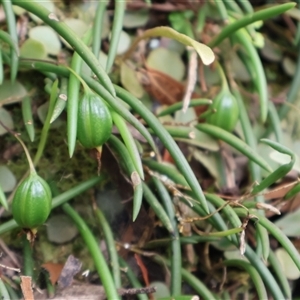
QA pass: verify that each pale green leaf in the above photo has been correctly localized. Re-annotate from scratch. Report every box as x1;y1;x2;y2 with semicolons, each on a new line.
0;108;14;135
146;47;185;81
0;165;16;192
126;26;215;65
20;38;47;60
29;25;61;55
276;248;300;280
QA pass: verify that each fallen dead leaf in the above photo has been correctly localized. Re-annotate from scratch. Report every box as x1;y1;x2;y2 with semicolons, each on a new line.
58;255;82;289
42;262;64;285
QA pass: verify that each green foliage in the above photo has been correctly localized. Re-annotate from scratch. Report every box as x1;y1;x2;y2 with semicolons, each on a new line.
0;1;299;299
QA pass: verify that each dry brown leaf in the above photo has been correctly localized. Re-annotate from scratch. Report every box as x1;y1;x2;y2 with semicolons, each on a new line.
137;66;185;105
136;65;208;116
134;254;150;288
58;255;82;289
42;262;64;285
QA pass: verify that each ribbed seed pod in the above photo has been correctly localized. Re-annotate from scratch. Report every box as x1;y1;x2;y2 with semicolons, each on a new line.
77;93;113;148
207;90;239;132
12;173;52;229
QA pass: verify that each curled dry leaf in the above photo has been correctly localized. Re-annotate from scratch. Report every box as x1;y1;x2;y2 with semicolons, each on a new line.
42;262;64;285
137;66;184;105
256;202;281;215
58;255;82;289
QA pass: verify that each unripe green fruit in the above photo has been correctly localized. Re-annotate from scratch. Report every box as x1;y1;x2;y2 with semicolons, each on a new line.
207;90;239;132
12;174;52;229
77;93;113;148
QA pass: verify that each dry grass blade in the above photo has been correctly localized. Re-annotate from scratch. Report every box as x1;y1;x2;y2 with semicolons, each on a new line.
20;276;34;300
183;48;198;113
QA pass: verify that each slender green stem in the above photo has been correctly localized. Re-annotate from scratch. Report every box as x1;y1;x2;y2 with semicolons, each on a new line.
252;139;295;195
92;0;108;59
223;1;243;14
94;208;121;288
14;135;36;174
223;259;267;299
118;257;148;300
188;193;284;299
205;193;241;245
12;0;115;96
152;177;181;296
45;276;55;298
111;111;144;180
256;223;270;261
33;80;58;166
243;245;284;300
232;26;268;122
0;186;8;210
23;237;34;277
153;255;217;300
216;62;229;91
67;29;92;157
0;29;19;55
233;89;262;198
63;203;119;299
266;101;283;143
66;66;92;95
22;96;35;142
106;0;126;73
142;159;188;187
209;3;296;48
142;183;174;234
233;90;269;259
278;41;300;120
237;0;253;14
284;182;300;200
107;135;143;221
157;99;212;117
0;47;3;85
2;0;18;82
213;0;228;22
115;85;209;214
268;250;291;299
143;236;219;248
235;208;300;272
205;194;283;298
196;123;272;172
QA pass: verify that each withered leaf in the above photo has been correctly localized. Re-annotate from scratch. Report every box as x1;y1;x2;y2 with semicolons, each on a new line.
42;262;64;285
137;67;185;105
58;255;82;289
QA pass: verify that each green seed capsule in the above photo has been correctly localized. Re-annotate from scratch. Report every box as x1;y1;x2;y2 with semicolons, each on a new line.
12;173;52;229
206;90;239;132
77;93;113;148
